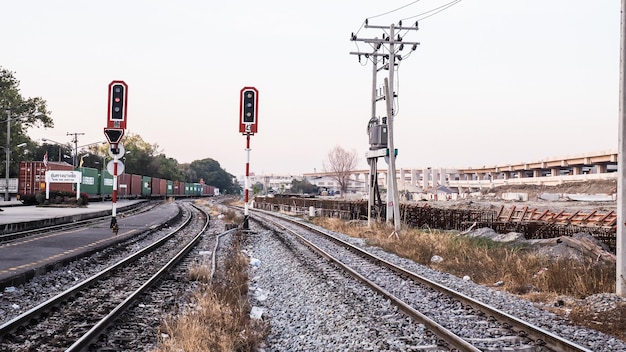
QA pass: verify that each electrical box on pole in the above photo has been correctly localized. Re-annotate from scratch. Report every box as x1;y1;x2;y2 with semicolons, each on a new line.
239;87;258;134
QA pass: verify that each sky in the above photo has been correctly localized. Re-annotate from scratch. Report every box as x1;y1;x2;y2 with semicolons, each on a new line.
2;0;621;179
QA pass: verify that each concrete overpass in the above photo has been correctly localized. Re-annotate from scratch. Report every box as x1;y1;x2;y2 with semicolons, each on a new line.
303;150;618;194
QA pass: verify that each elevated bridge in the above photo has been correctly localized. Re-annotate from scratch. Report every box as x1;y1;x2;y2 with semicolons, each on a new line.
303;150;618;194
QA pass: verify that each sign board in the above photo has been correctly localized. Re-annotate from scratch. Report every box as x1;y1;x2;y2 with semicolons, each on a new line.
104;128;125;144
45;171;82;183
0;178;19;193
107;160;125;175
108;143;126;158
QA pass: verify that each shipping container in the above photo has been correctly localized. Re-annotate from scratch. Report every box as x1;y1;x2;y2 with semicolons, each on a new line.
78;167;100;197
172;180;183;196
119;174;142;198
141;176;152;196
166;180;173;196
101;169;113;198
150;177;167;197
19;161;74;196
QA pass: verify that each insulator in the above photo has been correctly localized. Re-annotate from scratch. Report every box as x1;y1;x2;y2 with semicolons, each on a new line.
399;43;404;51
415;20;419;29
365;18;368;25
398;20;402;26
397;34;402;41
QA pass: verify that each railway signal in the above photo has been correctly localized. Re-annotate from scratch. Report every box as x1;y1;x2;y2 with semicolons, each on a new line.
108;80;128;130
104;80;128;234
239;86;259;230
239;86;258;134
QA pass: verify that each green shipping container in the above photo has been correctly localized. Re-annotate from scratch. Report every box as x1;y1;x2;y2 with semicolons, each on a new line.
166;180;173;195
79;167;100;196
142;176;152;196
101;169;113;197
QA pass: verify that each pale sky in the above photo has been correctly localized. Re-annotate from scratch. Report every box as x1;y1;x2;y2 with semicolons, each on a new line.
3;0;620;178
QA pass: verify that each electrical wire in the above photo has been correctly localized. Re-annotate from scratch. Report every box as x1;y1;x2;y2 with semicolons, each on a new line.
401;0;463;22
368;0;421;20
353;0;421;38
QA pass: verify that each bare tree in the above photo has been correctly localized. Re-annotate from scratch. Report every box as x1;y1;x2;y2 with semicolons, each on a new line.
323;145;359;195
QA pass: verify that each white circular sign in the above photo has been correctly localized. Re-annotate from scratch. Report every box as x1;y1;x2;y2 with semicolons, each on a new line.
108;143;126;159
107;160;125;176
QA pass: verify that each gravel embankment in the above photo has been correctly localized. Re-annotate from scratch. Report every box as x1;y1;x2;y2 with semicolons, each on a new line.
246;218;626;352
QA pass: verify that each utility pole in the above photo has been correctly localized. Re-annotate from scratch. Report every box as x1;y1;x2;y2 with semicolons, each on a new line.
66;132;85;168
617;0;625;297
350;20;420;234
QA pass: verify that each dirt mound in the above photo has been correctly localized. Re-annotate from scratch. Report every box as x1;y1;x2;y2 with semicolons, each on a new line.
464;228;616;263
482;179;617;199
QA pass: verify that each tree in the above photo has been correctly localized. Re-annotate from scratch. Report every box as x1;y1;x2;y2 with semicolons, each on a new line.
188;158;241;195
1;67;53;176
322;145;359;195
251;182;264;195
291;179;318;194
119;133;160;176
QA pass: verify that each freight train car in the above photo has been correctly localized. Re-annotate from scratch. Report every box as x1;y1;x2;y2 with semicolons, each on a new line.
78;167;114;200
118;173;142;198
18;161;74;196
18;160;217;202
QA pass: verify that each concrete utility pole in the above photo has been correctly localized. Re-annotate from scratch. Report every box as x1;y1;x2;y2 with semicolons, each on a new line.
617;0;626;297
4;110;11;201
350;20;420;233
66;132;85;168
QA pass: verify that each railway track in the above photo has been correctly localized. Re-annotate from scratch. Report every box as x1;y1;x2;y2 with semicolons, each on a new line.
250;209;594;351
0;201;211;351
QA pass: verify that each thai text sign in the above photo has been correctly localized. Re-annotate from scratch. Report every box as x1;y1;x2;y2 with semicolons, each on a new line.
45;171;82;183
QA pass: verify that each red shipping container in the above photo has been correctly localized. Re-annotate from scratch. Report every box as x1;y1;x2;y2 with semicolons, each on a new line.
151;177;168;197
172;180;183;195
159;178;167;196
19;161;74;196
130;174;142;197
118;174;142;198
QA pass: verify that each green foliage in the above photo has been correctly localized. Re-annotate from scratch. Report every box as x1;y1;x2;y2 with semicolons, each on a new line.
2;68;239;193
32;191;89;206
188;158;241;194
0;67;53;176
291;179;318;194
251;182;264;195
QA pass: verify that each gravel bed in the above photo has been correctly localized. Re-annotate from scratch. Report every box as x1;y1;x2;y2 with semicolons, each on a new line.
247;222;446;351
247;214;626;352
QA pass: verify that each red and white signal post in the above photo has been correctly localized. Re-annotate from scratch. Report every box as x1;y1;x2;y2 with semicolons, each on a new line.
104;80;128;233
240;86;258;230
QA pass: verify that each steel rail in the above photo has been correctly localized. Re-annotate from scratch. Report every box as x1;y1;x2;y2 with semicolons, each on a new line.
0;202;190;336
65;203;212;351
254;213;479;352
253;209;594;352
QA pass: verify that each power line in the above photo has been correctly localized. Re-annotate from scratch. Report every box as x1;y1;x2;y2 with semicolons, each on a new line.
401;0;463;22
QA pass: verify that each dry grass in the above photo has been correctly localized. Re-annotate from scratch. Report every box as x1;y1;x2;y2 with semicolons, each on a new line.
154;233;269;352
311;217;625;341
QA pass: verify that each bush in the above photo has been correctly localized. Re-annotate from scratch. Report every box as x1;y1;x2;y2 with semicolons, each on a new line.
30;191;89;206
18;193;38;205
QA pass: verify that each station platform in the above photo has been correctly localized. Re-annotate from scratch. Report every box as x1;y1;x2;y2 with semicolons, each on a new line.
0;199;146;234
0;200;182;288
